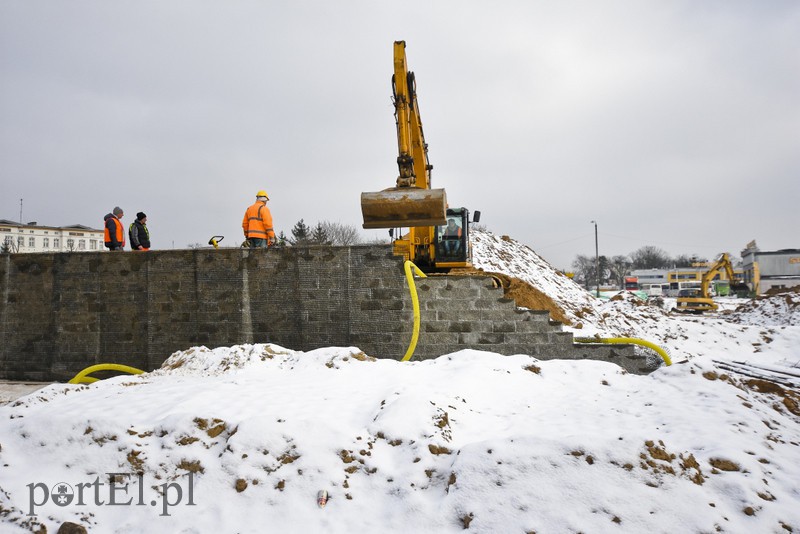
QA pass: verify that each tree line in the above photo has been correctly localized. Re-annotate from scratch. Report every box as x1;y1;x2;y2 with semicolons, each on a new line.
281;220;395;247
571;245;713;290
279;220;364;246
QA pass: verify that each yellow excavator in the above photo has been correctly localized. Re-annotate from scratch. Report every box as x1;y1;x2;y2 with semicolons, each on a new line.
360;41;479;272
675;253;748;313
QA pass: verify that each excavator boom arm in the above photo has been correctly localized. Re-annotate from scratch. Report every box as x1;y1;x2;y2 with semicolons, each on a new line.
701;253;737;297
393;42;413;183
360;41;446;229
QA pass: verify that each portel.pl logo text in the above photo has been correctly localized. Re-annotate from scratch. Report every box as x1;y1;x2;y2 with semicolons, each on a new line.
27;472;195;517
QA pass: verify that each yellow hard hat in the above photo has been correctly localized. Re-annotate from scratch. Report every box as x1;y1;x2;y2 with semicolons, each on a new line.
256;190;269;200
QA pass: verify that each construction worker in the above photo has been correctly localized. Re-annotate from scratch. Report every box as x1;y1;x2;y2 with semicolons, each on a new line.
129;212;150;251
242;190;275;248
103;207;126;251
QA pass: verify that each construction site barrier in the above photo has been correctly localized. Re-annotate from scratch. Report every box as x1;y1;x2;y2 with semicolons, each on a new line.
68;363;145;384
573;337;672;366
401;261;427;362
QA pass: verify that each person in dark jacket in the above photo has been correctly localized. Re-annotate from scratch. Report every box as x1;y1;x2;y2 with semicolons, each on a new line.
129;212;150;251
104;207;125;250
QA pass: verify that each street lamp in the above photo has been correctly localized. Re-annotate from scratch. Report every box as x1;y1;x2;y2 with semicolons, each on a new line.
591;220;599;297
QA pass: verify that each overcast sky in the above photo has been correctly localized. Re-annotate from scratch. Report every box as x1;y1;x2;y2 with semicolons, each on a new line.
1;1;798;269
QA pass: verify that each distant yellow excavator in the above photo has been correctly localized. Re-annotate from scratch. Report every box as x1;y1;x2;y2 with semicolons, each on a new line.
675;253;749;313
360;41;479;272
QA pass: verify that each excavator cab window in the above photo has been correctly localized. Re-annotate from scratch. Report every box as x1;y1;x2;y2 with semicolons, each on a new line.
435;208;470;262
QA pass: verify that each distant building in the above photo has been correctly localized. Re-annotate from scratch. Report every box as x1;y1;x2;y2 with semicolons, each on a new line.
632;262;745;297
741;241;800;295
0;219;104;253
631;268;669;291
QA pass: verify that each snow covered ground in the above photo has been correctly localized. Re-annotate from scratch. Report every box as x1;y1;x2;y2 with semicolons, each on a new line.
1;231;799;533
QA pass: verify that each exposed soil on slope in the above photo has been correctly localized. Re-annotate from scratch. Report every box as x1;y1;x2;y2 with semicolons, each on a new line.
451;267;572;326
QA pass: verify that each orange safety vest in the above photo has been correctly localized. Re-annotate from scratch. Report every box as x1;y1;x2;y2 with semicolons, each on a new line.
104;216;125;247
242;201;275;240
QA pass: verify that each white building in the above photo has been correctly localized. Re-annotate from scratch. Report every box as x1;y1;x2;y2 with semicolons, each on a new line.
0;219;105;253
630;268;669;291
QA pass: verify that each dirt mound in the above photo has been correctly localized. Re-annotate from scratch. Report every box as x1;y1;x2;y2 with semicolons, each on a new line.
723;290;800;327
765;286;800;297
451;267;572;326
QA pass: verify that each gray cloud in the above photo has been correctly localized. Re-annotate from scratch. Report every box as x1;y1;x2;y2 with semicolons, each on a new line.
2;1;798;268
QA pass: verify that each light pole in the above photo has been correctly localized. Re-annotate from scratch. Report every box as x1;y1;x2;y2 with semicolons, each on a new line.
591;220;599;297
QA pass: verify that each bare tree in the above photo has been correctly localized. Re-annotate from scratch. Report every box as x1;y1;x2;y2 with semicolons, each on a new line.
367;233;392;245
321;221;362;245
571;254;596;290
672;253;707;268
629;246;671;269
609;255;631;289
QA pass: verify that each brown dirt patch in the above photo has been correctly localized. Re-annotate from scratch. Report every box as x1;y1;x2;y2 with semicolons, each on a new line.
743;379;800;417
349;351;376;362
127;450;145;473
764;286;800;297
709;458;740;472
434;411;450;429
428;444;452;455
177;459;204;473
524;364;541;374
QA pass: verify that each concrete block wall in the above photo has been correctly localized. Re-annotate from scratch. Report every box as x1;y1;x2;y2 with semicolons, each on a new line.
411;276;655;374
0;245;656;381
412;276;575;358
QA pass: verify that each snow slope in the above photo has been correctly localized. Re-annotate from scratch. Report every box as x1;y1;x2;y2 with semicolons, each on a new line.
1;231;798;533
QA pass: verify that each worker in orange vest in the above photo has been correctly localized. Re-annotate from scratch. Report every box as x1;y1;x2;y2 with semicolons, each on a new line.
103;207;126;251
242;190;275;248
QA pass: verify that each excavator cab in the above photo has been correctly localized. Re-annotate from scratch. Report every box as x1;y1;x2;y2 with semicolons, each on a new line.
434;208;477;268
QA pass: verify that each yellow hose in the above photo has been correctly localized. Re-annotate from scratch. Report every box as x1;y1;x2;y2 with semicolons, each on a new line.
68;363;145;384
401;260;427;362
573;337;672;366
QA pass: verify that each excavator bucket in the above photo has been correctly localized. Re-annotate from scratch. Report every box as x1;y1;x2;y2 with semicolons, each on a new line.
361;187;447;229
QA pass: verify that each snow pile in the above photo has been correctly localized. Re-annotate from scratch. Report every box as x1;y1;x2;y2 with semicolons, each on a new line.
471;230;684;343
155;343;308;376
2;345;799;533
471;230;600;326
471;230;800;364
723;291;800;327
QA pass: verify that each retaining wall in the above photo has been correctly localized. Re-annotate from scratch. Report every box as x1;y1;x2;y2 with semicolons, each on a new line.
0;246;654;381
